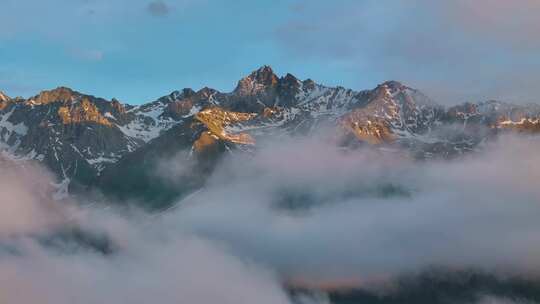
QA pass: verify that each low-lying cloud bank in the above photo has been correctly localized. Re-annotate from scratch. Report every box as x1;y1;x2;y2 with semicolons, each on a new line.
2;134;540;303
0;159;291;304
164;135;540;286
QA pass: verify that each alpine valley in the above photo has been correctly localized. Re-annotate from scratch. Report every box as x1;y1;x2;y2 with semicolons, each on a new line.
1;66;539;207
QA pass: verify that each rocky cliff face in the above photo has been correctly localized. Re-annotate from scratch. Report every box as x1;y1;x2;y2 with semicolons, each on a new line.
0;86;192;189
1;66;538;204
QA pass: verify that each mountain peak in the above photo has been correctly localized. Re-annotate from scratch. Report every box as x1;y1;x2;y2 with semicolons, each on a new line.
252;65;275;77
372;81;414;99
282;73;300;84
246;65;278;84
0;91;10;103
32;86;80;104
197;87;217;96
381;80;406;90
46;86;76;94
234;65;279;96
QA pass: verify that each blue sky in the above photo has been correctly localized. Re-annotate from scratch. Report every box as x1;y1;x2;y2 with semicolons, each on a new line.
1;0;539;104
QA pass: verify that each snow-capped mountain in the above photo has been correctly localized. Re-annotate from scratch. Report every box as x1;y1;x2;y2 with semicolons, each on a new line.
0;87;192;187
1;66;539;202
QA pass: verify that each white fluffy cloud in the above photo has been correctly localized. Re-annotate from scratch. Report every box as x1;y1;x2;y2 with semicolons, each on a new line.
162;135;540;286
2;134;540;301
0;160;292;304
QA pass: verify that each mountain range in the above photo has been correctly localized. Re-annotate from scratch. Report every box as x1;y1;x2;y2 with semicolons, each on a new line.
1;65;539;207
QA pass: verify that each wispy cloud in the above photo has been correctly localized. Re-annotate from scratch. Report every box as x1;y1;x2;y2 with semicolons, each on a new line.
147;0;171;17
275;0;540;104
68;47;105;61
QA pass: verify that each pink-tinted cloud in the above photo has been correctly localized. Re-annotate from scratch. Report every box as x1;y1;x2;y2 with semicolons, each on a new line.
275;0;540;104
163;135;540;286
0;158;293;304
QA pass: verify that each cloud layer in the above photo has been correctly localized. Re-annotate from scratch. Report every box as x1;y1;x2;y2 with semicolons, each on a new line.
163;135;540;286
2;133;540;302
0;160;292;304
276;0;540;104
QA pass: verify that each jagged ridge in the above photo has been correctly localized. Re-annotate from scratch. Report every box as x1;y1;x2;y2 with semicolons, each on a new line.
1;65;539;201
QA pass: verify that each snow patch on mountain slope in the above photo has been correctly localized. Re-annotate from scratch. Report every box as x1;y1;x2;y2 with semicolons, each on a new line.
120;100;199;143
0;109;28;157
117;119;168;143
0;108;29;138
296;84;359;117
